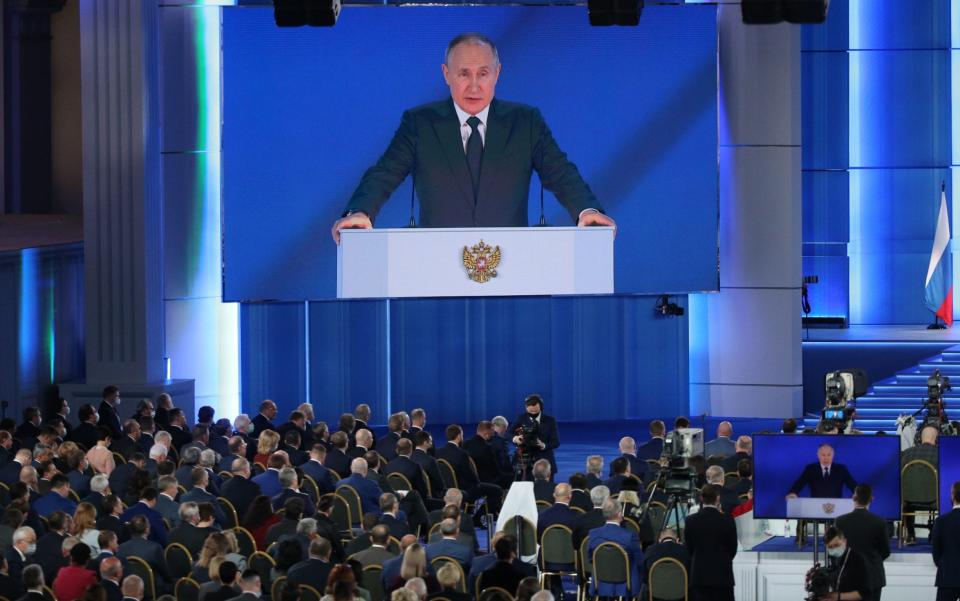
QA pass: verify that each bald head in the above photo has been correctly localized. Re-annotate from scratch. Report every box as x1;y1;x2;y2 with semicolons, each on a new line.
920;425;939;445
101;556;122;581
553;483;572;503
350;457;368;476
356;429;373;449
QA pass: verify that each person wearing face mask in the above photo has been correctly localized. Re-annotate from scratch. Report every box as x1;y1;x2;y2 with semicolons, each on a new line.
67;404;102;452
5;525;38;584
98;386;123;440
508;394;560;479
821;526;870;601
54;398;74;439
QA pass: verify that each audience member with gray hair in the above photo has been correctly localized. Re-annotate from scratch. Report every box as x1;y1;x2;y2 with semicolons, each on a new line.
404;577;428;601
425;518;472;572
585;498;643;598
270;467;315;515
155;474;181;527
122;574;145;600
573;486;610;548
22;563;45;597
585;455;604;488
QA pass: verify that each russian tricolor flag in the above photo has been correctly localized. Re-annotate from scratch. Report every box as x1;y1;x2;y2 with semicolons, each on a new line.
924;186;953;326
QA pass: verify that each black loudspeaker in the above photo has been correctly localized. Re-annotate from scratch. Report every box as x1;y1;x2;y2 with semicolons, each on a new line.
742;0;829;25
274;0;341;28
588;0;644;27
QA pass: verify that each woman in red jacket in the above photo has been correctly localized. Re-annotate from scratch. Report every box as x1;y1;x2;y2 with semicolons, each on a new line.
53;542;98;601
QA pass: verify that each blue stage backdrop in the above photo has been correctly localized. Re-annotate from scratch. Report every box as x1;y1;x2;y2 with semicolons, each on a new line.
753;434;901;520
940;436;960;513
221;4;718;301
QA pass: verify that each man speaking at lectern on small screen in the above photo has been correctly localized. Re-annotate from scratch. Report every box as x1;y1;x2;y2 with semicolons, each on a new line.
786;443;858;499
331;33;617;243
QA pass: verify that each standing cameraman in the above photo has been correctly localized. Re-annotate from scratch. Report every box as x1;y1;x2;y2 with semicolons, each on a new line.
819;526;870;601
508;395;560;480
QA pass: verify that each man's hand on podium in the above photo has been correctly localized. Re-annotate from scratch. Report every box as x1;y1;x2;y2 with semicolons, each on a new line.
577;210;617;236
332;212;373;244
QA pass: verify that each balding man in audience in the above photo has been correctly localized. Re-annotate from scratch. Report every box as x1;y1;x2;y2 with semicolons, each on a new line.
251;400;278;439
426;518;473;572
121;574;144;601
352;525;396;567
588;498;643;598
325;432;353;479
705;422;735;460
637;420;666;461
287;537;334;594
537;483;577;537
463;421;514;489
338;458;383;515
721;436;752;474
350;429;375;460
100;556;124;601
384;439;431;500
612;437;648;481
220;458;262;515
585;455;604;489
378;493;410;539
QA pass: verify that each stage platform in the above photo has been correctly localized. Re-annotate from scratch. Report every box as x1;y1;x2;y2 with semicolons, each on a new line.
804;324;960;343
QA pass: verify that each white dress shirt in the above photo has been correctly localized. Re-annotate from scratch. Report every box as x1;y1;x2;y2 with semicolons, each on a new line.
453;102;490;152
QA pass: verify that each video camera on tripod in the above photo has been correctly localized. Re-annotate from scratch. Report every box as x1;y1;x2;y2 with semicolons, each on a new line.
821;369;867;434
658;428;704;495
917;369;956;438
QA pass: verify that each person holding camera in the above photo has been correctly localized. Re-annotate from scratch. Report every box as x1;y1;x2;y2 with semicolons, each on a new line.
508;395;560;480
818;526;870;601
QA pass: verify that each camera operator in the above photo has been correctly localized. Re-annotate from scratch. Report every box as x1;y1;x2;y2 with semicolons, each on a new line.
508;395;559;480
819;526;870;601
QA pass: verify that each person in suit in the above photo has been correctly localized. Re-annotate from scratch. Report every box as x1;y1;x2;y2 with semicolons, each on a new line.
489;416;513;475
277;410;311;451
0;449;33;486
180;467;228;526
15;407;42;451
584;455;605;490
431;562;472;601
463;421;514;490
375;414;406;462
787;443;857;499
412;432;445;500
610;437;650;482
349;429;375;461
251;453;284;497
331;34;613;240
385;439;432;501
640;529;690;601
168;502;216;557
34;474;78;517
637;420;667;462
465;532;535;594
82;474;110;519
154;475;180;527
278;430;308;467
270;467;316;515
425;518;473;572
508;395;561;479
203;560;241;601
932;480;960;601
902;425;940;544
164;409;193;452
338;458;384;515
603;456;633;496
108;453;145;501
99;556;124;601
350;524;396;567
586;498;643;598
436;425;503;514
88;530;126;575
12;562;41;601
66;404;101;452
477;535;527;594
573;485;610;549
704;422;736;460
96;495;130;544
219;436;249;472
532;460;556;504
154;393;173;433
251;400;278;440
119;487;168;547
537;483;579;538
721;436;753;475
5;526;36;589
98;386;123;440
378;493;411;539
221;458;263;517
110;420;142;461
264;498;305;549
684;485;738;601
703;466;742;515
34;510;70;585
136;416;157;457
117;515;172;592
835;485;890;601
352;404;376;447
120;573;145;601
225;569;262;601
287;537;334;593
568;473;594;513
298;444;336;497
324;432;353;480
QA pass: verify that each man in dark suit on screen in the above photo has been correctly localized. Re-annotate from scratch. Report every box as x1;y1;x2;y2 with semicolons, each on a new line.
787;443;857;499
933;481;960;601
331;33;616;241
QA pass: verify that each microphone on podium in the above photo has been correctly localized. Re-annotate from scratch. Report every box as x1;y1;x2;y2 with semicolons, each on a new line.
408;164;417;228
536;138;547;227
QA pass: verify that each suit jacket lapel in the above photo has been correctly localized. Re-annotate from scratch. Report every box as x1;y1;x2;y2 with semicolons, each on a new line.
477;98;512;204
432;100;475;210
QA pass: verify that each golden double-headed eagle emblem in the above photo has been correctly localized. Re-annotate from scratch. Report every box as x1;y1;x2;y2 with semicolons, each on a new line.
462;240;501;283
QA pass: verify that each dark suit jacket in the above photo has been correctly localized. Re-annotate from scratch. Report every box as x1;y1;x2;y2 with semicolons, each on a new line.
636;438;664;461
221;474;262;516
98;401;122;439
463;435;512;486
508;412;561;473
721;451;752;474
35;530;68;584
118;537;172;584
0;460;26;485
537;502;579;538
169;523;217;557
110;436;139;461
435;443;479;490
166;425;192;452
933;506;960;587
641;539;690;587
351;544;396;567
119;502;168;547
584;474;604;490
835;507;890;590
95;514;130;543
573;508;606;549
478;560;527;595
570;489;593;513
324;449;353;479
683;506;738;588
251;414;275;439
338;475;383;515
345;98;598;227
425;538;473;571
67;422;101;452
271;488;316;516
376;432;402;461
287;557;334;593
533;479;555;504
789;463;857;498
280;443;308;467
610;454;649;480
379;513;411;540
412;449;445;498
384;455;429;500
102;578;122;601
108;462;138;499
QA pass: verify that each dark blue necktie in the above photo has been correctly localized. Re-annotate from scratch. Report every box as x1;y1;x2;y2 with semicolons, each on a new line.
465;115;483;199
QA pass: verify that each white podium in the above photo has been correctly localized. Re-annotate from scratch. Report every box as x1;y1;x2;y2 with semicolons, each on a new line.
337;226;614;299
786;497;854;519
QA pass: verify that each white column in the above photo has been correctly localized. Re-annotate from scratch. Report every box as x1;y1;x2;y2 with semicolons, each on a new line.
689;4;804;418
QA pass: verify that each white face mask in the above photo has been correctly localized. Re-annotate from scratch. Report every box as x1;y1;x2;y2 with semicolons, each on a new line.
63;406;71;416
25;543;36;555
826;544;846;559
